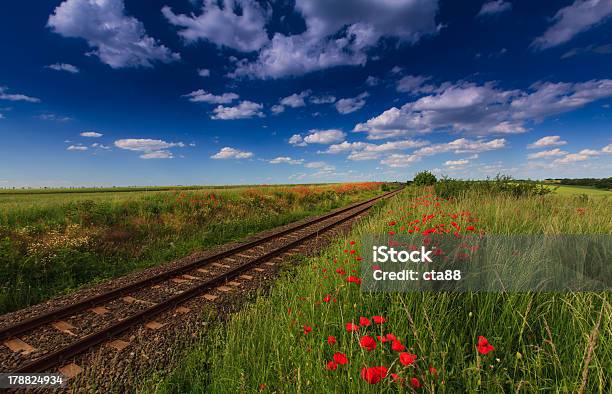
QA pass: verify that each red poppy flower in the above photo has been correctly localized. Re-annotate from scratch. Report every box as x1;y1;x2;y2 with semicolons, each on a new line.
359;316;372;327
390;373;404;384
327;335;337;345
391;340;405;352
466;225;475;231
336;268;346;275
346;276;362;285
428;366;437;376
377;335;388;343
410;377;422;388
360;366;388;385
386;333;397;341
323;294;331;303
303;325;312;334
326;360;337;371
372;315;386;324
349;240;356;245
333;352;348;365
359;335;377;351
399;352;417;366
477;335;494;355
345;322;359;332
389;221;396;226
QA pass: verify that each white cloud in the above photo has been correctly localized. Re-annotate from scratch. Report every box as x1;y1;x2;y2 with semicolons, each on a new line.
46;63;80;73
48;0;179;68
289;134;306;146
280;91;310;108
212;101;264;119
553;148;601;164
444;159;469;166
114;138;185;160
182;89;239;104
335;92;369;114
162;0;270;52
532;0;612;50
198;68;210;77
366;76;380;86
140;150;173;159
228;0;439;79
477;1;512;17
36;113;72;122
0;87;40;103
269;156;304;165
91;143;110;149
304;161;335;171
414;138;506;156
324;139;429;161
67;144;88;151
80;131;103;138
210;146;253;159
310;95;336;104
271;104;285;114
602;144;612;153
396;75;434;94
527;135;567;148
380;153;420;167
527;148;569;159
355;79;612;139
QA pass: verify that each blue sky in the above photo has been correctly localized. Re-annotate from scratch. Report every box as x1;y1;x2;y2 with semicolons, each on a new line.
0;0;611;187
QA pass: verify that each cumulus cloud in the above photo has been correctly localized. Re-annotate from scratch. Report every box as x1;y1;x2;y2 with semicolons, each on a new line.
310;95;336;104
182;89;239;104
269;156;304;164
80;131;103;138
114;138;185;159
366;76;380;86
0;86;40;103
477;1;512;17
271;104;285;114
444;159;469;166
48;0;179;68
304;161;335;171
280;91;310;108
355;79;612;139
212;101;264;119
198;68;210;77
290;129;346;146
380;153;420;167
527;148;569;159
210;146;253;159
36;113;72;122
552;143;612;164
396;75;435;94
228;0;439;78
67;144;88;151
162;0;270;52
532;0;612;50
527;135;567;148
324;139;429;160
603;143;612;153
414;138;506;156
46;63;80;73
335;92;369;114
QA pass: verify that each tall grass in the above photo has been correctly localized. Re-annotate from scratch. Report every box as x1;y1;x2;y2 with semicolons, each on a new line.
144;187;611;393
0;183;385;314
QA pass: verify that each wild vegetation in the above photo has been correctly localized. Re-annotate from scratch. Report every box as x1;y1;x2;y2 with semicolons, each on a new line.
144;183;611;393
0;183;386;314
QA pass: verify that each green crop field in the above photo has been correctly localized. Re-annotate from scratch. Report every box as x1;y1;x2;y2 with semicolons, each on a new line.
144;184;611;393
0;182;388;314
551;184;612;196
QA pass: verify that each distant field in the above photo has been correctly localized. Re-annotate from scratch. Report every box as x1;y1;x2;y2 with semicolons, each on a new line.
0;182;389;313
550;184;612;196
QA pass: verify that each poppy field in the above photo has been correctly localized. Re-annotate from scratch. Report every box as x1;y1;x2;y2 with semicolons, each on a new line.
0;183;385;314
146;185;611;393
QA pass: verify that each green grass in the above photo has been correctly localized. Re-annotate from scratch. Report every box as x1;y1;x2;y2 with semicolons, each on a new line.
551;184;612;197
143;187;611;393
0;183;387;314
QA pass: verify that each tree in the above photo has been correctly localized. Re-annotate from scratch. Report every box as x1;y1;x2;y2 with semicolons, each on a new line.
413;171;437;186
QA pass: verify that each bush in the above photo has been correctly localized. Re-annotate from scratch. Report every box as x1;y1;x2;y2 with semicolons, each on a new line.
434;175;553;199
413;171;437;186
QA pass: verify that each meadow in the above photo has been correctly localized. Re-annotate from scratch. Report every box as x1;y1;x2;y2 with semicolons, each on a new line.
0;183;386;314
145;184;611;393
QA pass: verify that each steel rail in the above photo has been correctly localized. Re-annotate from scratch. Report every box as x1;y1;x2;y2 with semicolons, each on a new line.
0;188;401;341
11;188;401;373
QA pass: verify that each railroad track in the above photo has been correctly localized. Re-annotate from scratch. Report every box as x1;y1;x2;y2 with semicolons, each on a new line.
0;188;402;375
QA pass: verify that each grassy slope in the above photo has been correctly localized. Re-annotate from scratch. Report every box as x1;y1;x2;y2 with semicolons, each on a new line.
145;188;611;393
0;184;383;313
552;184;612;197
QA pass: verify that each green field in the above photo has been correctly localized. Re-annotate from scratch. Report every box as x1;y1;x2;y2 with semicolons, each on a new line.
551;184;612;196
0;183;387;314
144;185;611;393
